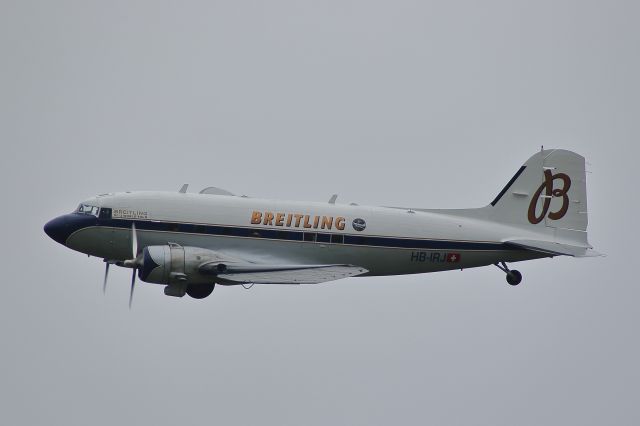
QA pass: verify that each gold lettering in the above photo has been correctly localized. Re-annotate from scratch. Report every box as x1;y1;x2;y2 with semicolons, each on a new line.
251;211;263;224
255;211;346;229
264;212;274;226
321;216;333;229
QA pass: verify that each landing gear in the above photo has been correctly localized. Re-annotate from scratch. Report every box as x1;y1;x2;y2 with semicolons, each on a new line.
506;270;522;286
186;283;215;299
494;262;522;286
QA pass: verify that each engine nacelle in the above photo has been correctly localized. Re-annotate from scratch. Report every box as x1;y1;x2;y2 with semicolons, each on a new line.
138;243;219;286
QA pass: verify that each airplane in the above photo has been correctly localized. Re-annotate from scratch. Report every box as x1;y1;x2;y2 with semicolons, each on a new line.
44;149;599;306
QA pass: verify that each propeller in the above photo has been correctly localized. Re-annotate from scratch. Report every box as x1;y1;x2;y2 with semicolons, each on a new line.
129;222;139;309
129;268;136;309
101;223;141;308
132;222;138;259
103;262;110;294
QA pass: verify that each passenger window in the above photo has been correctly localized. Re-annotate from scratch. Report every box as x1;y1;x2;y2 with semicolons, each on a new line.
303;232;316;242
316;233;330;243
331;234;344;244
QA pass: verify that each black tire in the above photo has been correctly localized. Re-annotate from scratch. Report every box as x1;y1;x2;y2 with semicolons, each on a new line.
186;283;215;299
506;270;522;286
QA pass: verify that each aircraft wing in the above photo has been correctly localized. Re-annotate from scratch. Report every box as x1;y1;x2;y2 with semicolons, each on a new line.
199;262;368;285
504;239;602;257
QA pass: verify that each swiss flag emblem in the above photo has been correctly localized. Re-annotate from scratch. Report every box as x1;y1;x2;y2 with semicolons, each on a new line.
446;253;461;263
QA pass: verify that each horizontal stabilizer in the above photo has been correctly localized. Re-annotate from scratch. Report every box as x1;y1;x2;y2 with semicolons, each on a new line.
504;239;602;257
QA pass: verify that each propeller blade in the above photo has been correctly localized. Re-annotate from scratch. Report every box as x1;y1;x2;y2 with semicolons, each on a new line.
103;262;110;294
131;222;138;259
129;268;136;309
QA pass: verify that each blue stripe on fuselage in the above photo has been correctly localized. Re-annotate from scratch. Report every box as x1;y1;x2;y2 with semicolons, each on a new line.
90;217;515;251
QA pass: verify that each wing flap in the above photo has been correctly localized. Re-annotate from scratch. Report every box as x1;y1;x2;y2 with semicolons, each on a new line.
214;264;368;285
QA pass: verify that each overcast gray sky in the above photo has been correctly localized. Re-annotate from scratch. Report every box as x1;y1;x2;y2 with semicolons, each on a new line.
1;1;638;425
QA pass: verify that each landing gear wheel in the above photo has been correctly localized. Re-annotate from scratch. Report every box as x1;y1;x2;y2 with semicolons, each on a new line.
506;270;522;286
495;262;523;286
186;283;215;299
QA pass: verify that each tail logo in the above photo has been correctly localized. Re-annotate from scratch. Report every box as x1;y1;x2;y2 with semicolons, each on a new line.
528;170;572;224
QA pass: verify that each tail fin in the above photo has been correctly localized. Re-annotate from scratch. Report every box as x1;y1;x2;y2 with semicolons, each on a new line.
488;149;596;255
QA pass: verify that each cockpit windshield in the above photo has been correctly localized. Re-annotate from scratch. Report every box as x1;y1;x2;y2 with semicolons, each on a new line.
76;204;100;216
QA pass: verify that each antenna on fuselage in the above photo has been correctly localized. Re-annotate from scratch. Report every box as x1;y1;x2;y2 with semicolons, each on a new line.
179;184;189;193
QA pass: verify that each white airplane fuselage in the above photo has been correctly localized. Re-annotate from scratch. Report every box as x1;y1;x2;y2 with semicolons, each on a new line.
46;191;544;277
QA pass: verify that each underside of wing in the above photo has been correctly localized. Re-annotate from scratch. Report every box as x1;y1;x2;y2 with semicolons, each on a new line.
200;262;368;285
504;239;602;257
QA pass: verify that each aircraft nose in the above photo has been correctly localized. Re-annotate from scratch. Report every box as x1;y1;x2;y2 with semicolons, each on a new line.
44;215;72;245
44;213;99;246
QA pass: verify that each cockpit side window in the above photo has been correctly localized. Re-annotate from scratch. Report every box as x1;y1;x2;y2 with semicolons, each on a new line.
76;204;100;217
99;207;112;219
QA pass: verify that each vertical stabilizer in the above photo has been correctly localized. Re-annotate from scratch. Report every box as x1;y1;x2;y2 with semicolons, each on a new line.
488;149;590;246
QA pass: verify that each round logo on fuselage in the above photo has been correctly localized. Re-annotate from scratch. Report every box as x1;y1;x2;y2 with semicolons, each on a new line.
352;218;366;232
